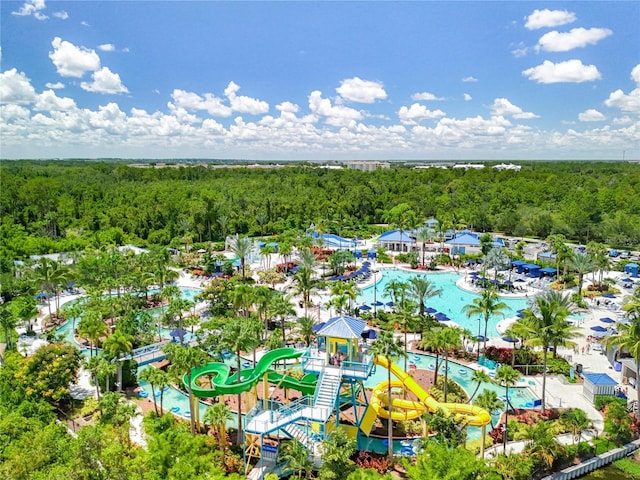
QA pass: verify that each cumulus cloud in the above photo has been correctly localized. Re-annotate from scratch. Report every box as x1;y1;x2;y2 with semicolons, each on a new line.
464;93;472;101
34;90;77;111
578;109;605;122
224;81;269;114
97;44;116;52
490;98;539;119
49;37;101;78
45;82;65;89
398;103;446;124
0;69;37;104
336;77;387;103
522;59;601;84
170;89;232;117
80;67;128;94
462;76;478;83
525;9;576;30
604;64;640;114
308;90;362;126
53;10;68;20
411;92;444;101
536;28;613;52
12;0;48;20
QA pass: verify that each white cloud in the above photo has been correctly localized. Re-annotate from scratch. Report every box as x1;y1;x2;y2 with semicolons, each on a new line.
336;77;387;103
35;90;77;111
97;44;116;52
12;0;48;20
462;76;478;83
536;28;612;53
411;92;444;101
49;37;101;78
45;82;65;89
511;43;529;58
525;9;576;30
308;90;362;126
53;11;68;20
603;65;640;114
398;103;446;124
490;98;539;119
578;109;606;122
81;21;90;27
223;81;269;114
0;69;37;104
464;93;472;101
80;67;128;94
612;116;633;125
170;89;233;117
522;60;601;84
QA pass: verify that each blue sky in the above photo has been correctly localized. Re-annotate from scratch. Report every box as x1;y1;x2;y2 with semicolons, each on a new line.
1;1;639;160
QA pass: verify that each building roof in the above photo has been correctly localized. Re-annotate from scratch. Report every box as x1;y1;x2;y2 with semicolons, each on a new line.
377;229;415;243
445;233;480;246
317;315;367;339
582;373;619;386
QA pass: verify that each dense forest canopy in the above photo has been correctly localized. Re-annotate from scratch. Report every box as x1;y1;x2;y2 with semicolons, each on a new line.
1;160;639;262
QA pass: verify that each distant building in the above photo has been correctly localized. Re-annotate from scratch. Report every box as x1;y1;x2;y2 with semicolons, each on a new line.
345;161;390;171
452;163;485;170
493;163;522;172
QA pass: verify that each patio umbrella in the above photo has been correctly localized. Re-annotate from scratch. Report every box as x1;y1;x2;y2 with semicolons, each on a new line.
502;336;518;343
515;278;526;282
590;325;608;332
476;335;488;342
372;301;385;307
490;279;500;285
170;328;188;338
621;277;633;283
600;317;615;323
35;292;48;299
435;312;450;322
312;322;326;332
424;307;437;314
504;280;513;285
602;293;616;298
358;304;371;311
386;301;395;307
361;329;378;340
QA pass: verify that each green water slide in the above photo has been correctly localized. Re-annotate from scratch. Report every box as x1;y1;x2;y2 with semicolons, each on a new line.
184;347;317;397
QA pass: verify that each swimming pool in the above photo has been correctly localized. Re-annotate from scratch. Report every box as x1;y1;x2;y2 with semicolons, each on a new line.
358;269;527;336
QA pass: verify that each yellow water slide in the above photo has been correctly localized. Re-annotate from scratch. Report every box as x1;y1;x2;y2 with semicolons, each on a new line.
371;356;491;427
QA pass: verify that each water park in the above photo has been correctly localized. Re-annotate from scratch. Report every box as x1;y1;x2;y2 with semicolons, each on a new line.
6;227;640;480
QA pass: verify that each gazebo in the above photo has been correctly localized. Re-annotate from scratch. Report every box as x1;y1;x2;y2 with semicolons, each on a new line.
582;373;618;403
316;315;367;364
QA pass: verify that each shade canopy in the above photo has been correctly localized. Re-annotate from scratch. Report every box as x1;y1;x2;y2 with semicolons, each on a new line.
424;307;437;314
600;317;615;324
502;336;518;343
311;322;326;332
358;304;371;311
170;328;188;337
590;325;608;332
372;301;385;307
316;315;367;339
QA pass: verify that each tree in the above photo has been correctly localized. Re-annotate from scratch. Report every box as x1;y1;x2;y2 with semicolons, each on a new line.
204;401;233;459
10;295;39;334
86;354;116;400
369;330;405;462
421;408;465;448
495;365;520;453
483;247;510;280
605;319;640;417
468;369;493;403
436;326;462;402
462;286;508;355
293;267;318;317
319;427;356;480
406;442;496;480
522;290;579;410
163;343;209;434
0;304;18;350
603;400;633;445
524;421;564;473
103;329;134;391
567;252;595;297
279;439;313;479
139;366;169;415
475;389;502;429
77;309;109;357
560;408;593;444
296;316;316;347
408;275;442;316
229;235;253;280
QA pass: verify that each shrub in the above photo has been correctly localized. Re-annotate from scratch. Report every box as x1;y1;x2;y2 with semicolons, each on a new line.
594;395;626;411
354;451;390;474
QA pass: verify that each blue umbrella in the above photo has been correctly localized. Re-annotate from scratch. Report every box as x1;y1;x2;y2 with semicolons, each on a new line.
602;293;616;298
502;336;518;343
621;277;633;282
435;312;450;322
372;301;385;307
476;335;488;342
170;328;188;338
35;292;48;299
386;301;395;307
358;304;371;311
600;317;615;323
424;307;437;314
591;325;608;332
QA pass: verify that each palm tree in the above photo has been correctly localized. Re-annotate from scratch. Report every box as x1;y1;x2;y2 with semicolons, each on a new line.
85;355;116;400
475;389;501;429
77;309;109;356
369;330;405;463
204;401;233;457
164;343;209;434
296;316;316;347
408;275;442;316
278;439;314;479
561;408;593;444
231;283;256;318
522;290;578;411
269;292;296;344
462;286;508;355
439;326;462;402
10;296;39;334
418;327;446;385
467;369;493;403
605;319;640;417
293;267;317;317
483;247;511;280
139;367;167;415
495;365;521;453
525;422;564;472
567;252;596;297
103;329;134;391
229;234;253;280
0;305;18;350
415;227;432;267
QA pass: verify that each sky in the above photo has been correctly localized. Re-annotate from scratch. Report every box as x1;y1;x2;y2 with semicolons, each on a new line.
1;1;639;161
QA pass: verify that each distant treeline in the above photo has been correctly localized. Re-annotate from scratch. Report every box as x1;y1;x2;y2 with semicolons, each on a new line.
1;160;639;261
